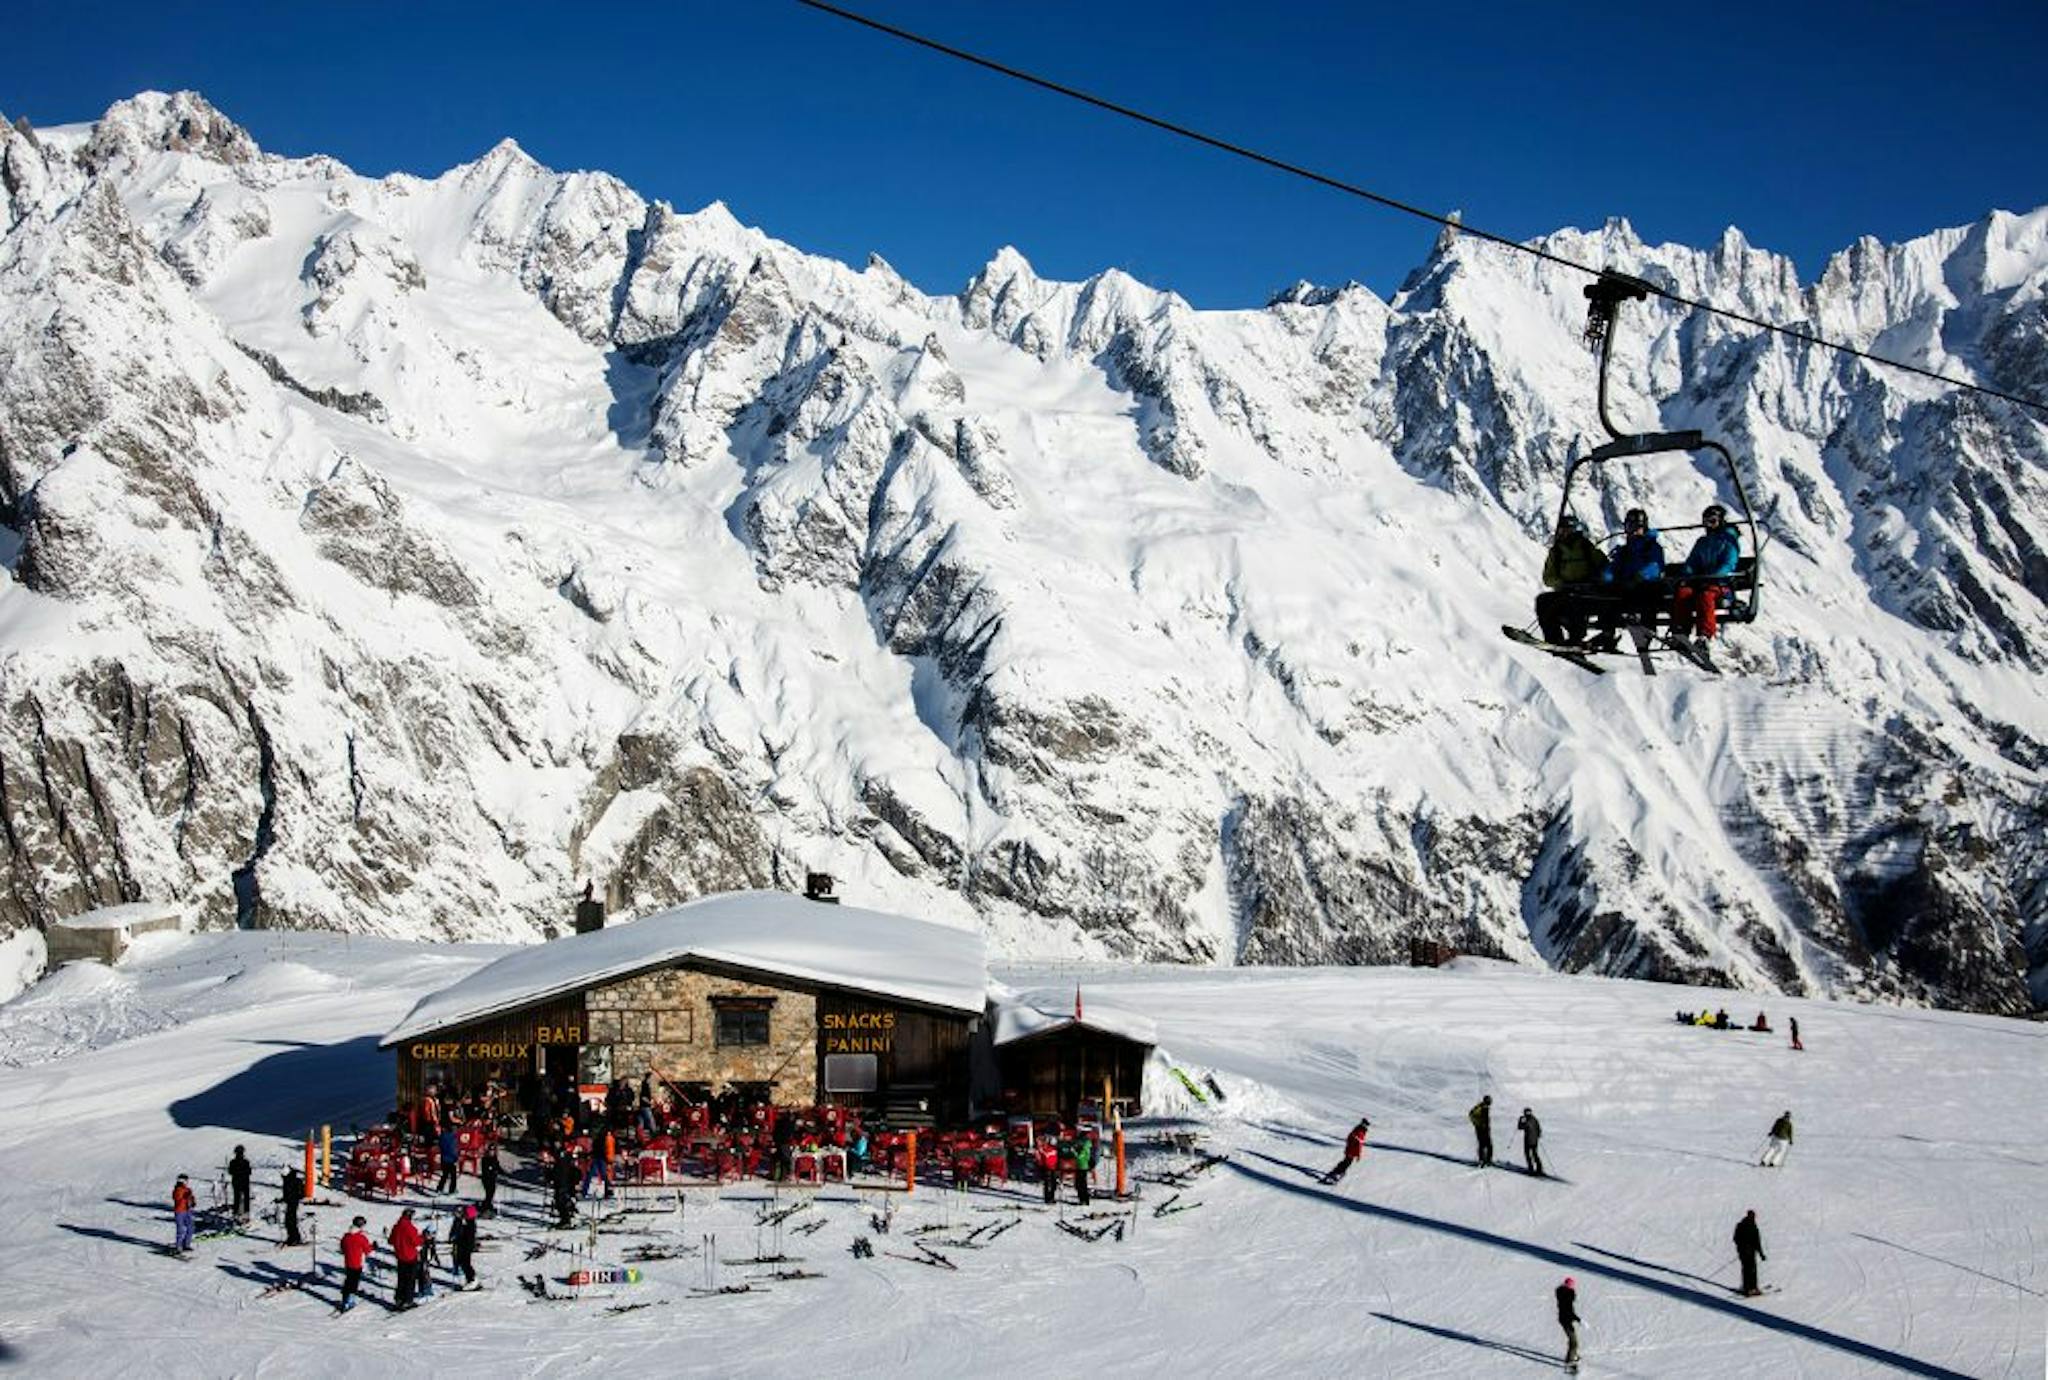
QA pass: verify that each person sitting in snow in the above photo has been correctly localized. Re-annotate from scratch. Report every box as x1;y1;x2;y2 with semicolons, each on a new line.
1750;1012;1771;1032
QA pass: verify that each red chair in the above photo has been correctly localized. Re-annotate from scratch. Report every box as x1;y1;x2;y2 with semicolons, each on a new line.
792;1151;822;1185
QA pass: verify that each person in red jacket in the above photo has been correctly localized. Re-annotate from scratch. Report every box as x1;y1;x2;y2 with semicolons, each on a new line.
1320;1118;1371;1184
338;1216;374;1313
170;1174;197;1254
1036;1136;1061;1206
387;1207;423;1310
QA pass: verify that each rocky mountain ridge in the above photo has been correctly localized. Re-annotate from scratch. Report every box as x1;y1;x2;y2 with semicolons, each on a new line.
1;92;2042;1012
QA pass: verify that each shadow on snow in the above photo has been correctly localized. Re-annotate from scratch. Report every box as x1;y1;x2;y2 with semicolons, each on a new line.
168;1036;388;1136
1227;1158;1975;1380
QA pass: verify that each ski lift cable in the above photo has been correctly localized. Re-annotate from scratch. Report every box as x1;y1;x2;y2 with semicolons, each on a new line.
797;0;2048;417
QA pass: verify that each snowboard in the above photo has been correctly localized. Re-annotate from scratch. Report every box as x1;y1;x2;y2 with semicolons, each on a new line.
1500;626;1607;675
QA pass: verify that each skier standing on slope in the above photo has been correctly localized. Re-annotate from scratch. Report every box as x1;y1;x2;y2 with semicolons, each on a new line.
1321;1118;1371;1184
1072;1133;1095;1206
452;1205;480;1290
478;1144;501;1217
1789;1016;1803;1051
388;1207;423;1310
1470;1095;1495;1167
1036;1136;1061;1206
337;1216;373;1313
1760;1110;1794;1167
279;1166;304;1246
170;1174;197;1255
1517;1108;1545;1177
1556;1276;1581;1370
436;1123;460;1195
227;1146;254;1222
551;1151;579;1228
1734;1209;1767;1296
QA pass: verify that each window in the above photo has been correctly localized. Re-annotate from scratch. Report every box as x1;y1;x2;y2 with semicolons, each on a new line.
824;1053;878;1094
714;1001;772;1047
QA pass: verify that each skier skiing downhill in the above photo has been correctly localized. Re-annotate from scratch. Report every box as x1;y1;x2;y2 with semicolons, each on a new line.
1516;1108;1544;1177
1556;1276;1581;1371
337;1215;373;1313
1470;1096;1495;1167
1734;1209;1768;1296
1321;1118;1371;1184
1761;1111;1794;1167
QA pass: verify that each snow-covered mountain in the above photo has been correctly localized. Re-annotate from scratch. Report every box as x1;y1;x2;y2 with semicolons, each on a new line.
2;92;2043;1012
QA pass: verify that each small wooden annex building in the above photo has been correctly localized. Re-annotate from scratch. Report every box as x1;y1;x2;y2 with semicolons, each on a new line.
990;988;1156;1121
380;891;988;1125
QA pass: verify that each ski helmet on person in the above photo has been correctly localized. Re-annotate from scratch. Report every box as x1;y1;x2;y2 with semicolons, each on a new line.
1564;1277;1575;1288
1703;503;1727;524
352;1216;366;1227
1624;508;1648;529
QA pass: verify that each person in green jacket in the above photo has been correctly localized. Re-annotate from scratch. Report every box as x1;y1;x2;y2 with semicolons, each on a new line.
1536;516;1609;646
1760;1111;1794;1167
1071;1134;1095;1206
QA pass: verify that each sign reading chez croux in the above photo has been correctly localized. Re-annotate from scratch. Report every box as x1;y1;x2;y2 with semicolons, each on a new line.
822;1008;895;1054
408;1022;583;1062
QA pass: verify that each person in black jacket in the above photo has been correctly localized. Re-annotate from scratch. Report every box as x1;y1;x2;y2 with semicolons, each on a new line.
478;1145;502;1217
1517;1108;1545;1177
1469;1096;1495;1167
1734;1209;1766;1296
228;1146;254;1222
279;1167;304;1246
1556;1276;1581;1370
551;1152;579;1229
452;1205;481;1290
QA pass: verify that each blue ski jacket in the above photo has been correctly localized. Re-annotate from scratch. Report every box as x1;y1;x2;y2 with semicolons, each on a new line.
1683;527;1741;579
1604;532;1665;584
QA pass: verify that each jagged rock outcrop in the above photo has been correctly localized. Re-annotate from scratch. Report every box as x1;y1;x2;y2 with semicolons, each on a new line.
2;91;2042;1015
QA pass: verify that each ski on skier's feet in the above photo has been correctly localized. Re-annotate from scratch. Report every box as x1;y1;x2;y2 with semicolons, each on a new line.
1501;627;1607;675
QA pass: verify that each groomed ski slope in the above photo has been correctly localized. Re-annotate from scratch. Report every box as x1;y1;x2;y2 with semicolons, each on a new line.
0;933;2040;1377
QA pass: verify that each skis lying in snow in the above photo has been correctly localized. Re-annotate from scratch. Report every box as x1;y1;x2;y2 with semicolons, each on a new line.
884;1243;958;1270
622;1242;698;1262
1171;1068;1211;1103
1152;1194;1204;1218
1057;1218;1123;1243
1501;626;1607;675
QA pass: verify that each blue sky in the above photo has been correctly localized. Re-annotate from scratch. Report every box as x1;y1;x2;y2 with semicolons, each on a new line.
8;0;2043;306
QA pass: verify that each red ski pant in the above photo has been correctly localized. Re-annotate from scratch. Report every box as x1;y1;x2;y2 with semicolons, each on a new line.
1671;583;1727;638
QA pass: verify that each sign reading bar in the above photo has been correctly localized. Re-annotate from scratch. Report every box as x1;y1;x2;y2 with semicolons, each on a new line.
821;1008;895;1054
408;1023;582;1062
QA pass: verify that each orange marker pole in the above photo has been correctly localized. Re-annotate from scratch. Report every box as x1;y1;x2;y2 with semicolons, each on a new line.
303;1133;316;1199
1115;1113;1127;1200
905;1130;917;1196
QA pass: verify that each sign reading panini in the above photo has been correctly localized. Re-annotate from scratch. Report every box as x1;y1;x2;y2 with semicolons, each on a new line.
822;1008;895;1054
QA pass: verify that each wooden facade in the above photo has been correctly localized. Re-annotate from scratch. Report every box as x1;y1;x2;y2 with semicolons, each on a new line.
394;994;589;1111
997;1026;1151;1120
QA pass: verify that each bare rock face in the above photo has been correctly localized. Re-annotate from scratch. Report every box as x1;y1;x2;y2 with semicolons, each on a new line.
1;92;2042;1015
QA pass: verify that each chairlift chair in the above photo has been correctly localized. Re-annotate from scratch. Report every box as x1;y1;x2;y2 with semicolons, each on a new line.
1506;270;1766;675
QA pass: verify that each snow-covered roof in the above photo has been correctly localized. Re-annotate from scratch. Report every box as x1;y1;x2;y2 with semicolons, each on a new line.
53;901;183;931
990;987;1158;1048
382;891;987;1046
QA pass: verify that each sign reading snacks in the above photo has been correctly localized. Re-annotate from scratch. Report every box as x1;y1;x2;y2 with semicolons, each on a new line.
822;1008;896;1054
407;1023;582;1062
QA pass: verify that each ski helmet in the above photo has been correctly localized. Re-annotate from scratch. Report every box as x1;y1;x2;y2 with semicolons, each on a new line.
1624;507;1648;529
1564;1277;1576;1288
1703;503;1727;523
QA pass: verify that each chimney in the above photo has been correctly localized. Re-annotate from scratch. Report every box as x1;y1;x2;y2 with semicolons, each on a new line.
573;880;606;934
803;872;839;904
